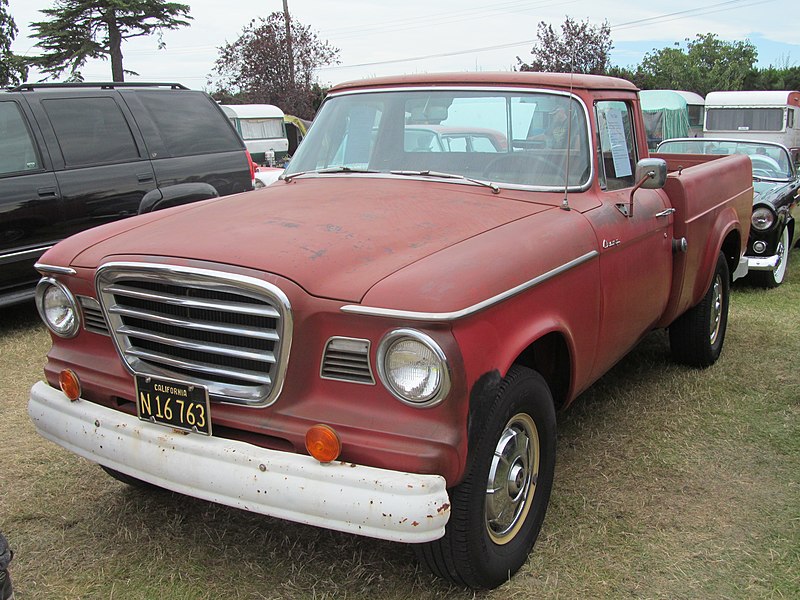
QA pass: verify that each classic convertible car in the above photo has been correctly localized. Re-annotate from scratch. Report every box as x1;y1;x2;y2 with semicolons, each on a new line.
656;138;800;287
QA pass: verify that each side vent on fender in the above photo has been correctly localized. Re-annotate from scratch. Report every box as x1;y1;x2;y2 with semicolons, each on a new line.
320;337;374;385
78;296;110;336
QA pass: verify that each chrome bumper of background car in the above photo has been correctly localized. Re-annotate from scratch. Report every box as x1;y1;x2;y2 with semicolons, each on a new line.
747;254;780;271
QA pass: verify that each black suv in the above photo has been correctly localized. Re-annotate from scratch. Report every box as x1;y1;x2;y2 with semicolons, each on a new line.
0;82;254;307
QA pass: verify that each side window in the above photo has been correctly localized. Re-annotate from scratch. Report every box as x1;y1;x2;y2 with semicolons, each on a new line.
42;97;140;167
0;101;41;175
595;101;637;190
136;91;243;157
239;118;284;140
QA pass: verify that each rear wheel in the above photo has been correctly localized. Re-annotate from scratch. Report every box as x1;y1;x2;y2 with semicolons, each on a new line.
669;251;730;367
750;225;790;288
415;366;556;589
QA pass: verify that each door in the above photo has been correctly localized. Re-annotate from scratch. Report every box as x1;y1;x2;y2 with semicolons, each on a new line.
585;100;674;379
35;93;157;235
0;99;61;300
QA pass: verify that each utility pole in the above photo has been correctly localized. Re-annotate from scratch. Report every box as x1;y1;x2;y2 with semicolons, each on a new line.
282;0;295;84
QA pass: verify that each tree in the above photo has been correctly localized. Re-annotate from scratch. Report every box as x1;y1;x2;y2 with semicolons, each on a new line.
635;33;757;96
744;64;800;91
517;17;612;75
29;0;191;82
0;0;27;86
211;12;339;119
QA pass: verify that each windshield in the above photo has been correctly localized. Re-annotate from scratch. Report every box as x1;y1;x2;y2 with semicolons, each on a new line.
657;139;794;180
284;89;591;189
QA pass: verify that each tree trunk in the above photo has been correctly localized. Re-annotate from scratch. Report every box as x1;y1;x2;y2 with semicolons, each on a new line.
106;9;124;82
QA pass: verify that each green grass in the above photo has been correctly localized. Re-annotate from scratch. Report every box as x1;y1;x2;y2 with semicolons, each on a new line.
1;251;798;599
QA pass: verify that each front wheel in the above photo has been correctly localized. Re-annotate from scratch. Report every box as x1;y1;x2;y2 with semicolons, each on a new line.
669;251;730;367
750;225;790;288
100;465;157;490
414;366;556;589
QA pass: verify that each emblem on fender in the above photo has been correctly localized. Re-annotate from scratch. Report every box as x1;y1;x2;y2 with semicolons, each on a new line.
602;239;621;249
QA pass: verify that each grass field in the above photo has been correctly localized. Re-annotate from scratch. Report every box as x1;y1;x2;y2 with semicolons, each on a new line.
1;252;798;599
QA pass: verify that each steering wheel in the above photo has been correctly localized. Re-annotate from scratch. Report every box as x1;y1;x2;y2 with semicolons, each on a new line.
749;154;781;177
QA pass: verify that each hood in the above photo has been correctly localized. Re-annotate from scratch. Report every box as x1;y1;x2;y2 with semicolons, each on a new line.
70;177;551;302
753;178;797;206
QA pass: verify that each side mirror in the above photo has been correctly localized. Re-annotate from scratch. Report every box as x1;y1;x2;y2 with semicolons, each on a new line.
635;158;667;190
621;158;668;218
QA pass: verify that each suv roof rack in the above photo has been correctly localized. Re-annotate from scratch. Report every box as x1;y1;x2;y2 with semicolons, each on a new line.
10;82;189;92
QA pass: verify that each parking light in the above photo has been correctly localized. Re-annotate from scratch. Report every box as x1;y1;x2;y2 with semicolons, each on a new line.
59;369;81;401
306;424;342;463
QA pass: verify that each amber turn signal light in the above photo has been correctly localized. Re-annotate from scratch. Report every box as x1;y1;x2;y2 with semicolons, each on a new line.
305;424;341;463
59;369;81;401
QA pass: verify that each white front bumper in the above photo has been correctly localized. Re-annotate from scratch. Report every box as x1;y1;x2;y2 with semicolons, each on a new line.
29;381;450;543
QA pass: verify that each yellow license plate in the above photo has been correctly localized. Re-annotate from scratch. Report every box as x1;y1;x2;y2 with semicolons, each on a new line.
135;375;211;435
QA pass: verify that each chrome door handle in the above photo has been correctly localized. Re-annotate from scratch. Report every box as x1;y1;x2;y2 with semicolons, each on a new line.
655;208;676;218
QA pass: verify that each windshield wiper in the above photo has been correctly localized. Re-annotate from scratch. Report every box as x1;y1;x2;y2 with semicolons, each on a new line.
389;170;500;194
283;166;378;182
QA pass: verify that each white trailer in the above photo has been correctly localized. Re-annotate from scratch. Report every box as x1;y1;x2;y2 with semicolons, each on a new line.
704;90;800;160
221;104;289;165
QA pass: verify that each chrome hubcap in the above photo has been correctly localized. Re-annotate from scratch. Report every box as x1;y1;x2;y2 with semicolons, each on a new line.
485;413;539;544
709;274;723;345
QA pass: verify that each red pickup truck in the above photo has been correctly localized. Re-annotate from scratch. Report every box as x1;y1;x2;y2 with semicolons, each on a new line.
28;73;752;589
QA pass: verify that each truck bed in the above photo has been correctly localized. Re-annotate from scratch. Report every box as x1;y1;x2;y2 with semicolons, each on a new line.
653;152;753;325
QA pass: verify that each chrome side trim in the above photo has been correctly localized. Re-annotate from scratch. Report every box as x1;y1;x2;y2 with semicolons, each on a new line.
34;261;75;275
0;246;52;265
1;245;53;265
341;250;599;321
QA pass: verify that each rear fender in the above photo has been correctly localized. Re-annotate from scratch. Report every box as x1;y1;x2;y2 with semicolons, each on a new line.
691;207;744;305
658;208;742;328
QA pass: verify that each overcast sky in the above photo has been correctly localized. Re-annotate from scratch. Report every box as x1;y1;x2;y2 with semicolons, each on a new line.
7;0;798;92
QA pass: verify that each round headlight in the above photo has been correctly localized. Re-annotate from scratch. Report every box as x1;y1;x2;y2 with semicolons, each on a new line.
377;329;450;406
35;278;80;338
751;207;775;231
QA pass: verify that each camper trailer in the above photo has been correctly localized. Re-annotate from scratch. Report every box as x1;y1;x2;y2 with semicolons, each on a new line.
703;91;800;160
640;90;705;150
221;104;289;165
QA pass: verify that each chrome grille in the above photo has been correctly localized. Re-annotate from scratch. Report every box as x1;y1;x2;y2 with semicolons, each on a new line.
78;296;109;335
320;337;374;384
96;263;292;406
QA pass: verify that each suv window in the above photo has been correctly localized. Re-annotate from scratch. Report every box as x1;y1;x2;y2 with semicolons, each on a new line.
136;91;242;157
42;97;140;166
0;101;40;175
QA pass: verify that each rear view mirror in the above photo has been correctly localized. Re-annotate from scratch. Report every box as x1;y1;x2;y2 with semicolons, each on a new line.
620;158;668;218
635;158;667;190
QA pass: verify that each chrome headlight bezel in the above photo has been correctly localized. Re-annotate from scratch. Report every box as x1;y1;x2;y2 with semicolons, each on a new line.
751;206;776;231
35;278;81;338
376;329;451;407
